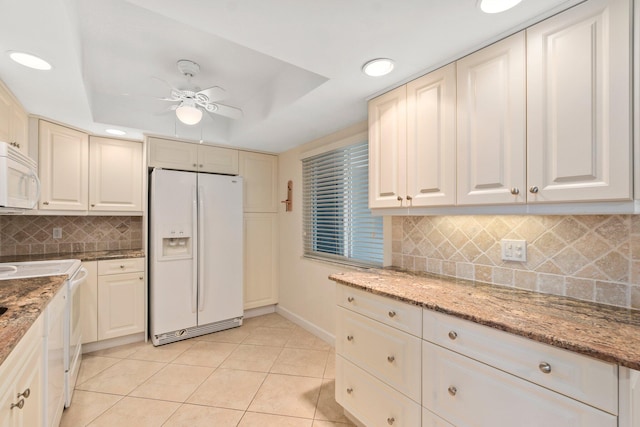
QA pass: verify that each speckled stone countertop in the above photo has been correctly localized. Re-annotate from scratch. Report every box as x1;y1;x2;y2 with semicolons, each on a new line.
329;269;640;370
0;249;144;367
0;249;144;263
0;275;67;366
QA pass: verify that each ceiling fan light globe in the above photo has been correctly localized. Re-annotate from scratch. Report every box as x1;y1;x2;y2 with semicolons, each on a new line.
176;104;203;125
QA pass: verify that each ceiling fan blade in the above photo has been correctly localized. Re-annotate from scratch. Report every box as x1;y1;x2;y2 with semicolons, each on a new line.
209;102;243;120
196;86;226;103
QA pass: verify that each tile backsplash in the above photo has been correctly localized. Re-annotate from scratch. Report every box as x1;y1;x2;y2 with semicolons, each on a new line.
0;216;143;257
392;215;640;310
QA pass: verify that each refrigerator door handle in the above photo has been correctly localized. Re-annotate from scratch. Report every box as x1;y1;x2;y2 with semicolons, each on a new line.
191;185;198;314
198;185;205;312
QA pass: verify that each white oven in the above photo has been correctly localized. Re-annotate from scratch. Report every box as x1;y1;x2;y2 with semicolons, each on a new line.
0;141;40;212
65;264;87;407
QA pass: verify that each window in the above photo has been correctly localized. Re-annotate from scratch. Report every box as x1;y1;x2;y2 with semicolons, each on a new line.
302;140;383;267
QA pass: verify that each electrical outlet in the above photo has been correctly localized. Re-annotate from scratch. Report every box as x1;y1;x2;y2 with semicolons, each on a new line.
52;227;62;239
501;239;526;262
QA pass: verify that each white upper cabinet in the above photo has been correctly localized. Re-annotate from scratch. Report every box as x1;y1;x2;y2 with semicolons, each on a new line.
239;151;278;212
526;0;631;203
39;120;89;211
0;80;29;158
406;63;457;207
369;86;407;208
89;136;143;212
457;31;526;205
147;136;239;175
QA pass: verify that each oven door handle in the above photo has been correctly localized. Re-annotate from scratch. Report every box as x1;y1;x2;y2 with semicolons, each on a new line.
69;267;88;291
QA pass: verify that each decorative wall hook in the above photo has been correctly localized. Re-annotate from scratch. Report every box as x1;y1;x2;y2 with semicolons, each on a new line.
281;180;293;212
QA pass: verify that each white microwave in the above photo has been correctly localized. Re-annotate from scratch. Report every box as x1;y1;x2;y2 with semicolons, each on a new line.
0;141;40;213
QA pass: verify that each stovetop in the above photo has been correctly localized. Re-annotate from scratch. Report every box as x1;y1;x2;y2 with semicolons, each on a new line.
0;259;81;280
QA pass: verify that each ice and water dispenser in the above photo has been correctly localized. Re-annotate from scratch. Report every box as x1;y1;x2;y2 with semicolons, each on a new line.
158;225;192;259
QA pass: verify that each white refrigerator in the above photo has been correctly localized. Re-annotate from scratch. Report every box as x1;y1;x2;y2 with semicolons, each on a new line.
149;169;243;346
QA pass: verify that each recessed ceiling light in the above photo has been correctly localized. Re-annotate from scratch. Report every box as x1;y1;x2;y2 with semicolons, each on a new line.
478;0;523;13
362;58;395;77
8;51;52;70
105;129;126;136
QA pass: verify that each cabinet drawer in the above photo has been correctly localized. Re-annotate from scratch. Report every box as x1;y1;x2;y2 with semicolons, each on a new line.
336;356;421;427
423;309;618;414
422;341;616;427
337;284;422;336
98;258;144;275
337;307;421;402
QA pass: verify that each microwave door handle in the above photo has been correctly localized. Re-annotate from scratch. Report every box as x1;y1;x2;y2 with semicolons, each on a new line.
29;169;41;209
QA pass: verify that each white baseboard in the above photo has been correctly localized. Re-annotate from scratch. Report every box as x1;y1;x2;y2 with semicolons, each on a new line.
82;332;145;354
244;305;277;318
276;305;335;347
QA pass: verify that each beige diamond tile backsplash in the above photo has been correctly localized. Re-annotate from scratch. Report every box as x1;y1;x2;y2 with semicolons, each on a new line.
392;215;640;310
0;216;143;257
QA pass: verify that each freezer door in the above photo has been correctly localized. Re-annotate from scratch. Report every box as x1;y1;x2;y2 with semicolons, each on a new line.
150;169;198;336
197;173;243;325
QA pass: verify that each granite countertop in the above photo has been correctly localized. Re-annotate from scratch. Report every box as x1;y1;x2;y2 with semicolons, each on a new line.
329;269;640;370
0;275;67;366
0;249;145;367
0;248;144;263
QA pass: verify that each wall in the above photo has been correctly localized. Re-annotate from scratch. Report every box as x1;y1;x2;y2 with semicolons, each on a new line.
277;122;369;342
0;215;143;257
393;215;640;310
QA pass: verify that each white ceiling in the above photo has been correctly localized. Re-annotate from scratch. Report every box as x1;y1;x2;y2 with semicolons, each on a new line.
0;0;583;153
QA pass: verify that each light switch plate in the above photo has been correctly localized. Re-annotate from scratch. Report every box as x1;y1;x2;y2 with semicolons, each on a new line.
52;227;62;239
501;239;526;262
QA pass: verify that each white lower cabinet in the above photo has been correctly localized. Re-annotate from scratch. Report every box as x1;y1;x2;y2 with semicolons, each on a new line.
336;356;421;427
0;316;44;427
97;258;145;341
423;341;616;427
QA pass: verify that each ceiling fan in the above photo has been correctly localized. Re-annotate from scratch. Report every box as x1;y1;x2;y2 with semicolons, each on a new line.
159;60;243;125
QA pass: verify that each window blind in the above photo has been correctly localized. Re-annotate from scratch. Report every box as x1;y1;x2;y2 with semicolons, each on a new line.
302;140;383;267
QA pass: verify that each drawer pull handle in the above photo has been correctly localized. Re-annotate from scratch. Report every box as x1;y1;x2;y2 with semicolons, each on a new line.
448;386;457;396
387;355;395;363
347;296;354;303
17;388;30;399
346;387;353;394
387;417;395;425
539;362;552;374
448;331;457;340
10;399;24;410
120;265;125;269
347;335;354;341
388;310;396;318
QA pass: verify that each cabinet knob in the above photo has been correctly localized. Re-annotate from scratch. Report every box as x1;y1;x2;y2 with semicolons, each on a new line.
388;310;396;318
448;331;457;340
139;276;143;280
448;386;457;396
347;296;354;303
387;417;395;425
510;187;520;195
17;388;30;399
529;186;539;194
396;196;403;202
406;195;413;201
346;387;353;394
43;201;49;205
346;335;354;341
120;265;125;269
387;355;395;363
10;398;24;410
193;163;197;167
199;164;203;168
91;204;96;208
538;362;552;374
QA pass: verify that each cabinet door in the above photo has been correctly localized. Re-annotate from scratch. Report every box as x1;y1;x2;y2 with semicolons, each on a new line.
197;145;239;175
16;334;43;427
406;64;456;207
98;272;145;340
147;137;198;171
243;213;278;309
89;137;143;212
527;0;631;202
239;151;278;212
0;83;12;143
457;32;526;205
80;261;98;344
38;121;89;210
369;85;407;208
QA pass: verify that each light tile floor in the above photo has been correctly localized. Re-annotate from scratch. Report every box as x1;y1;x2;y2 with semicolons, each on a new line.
60;313;355;427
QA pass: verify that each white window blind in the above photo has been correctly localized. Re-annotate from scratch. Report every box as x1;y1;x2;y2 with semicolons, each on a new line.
302;140;383;267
